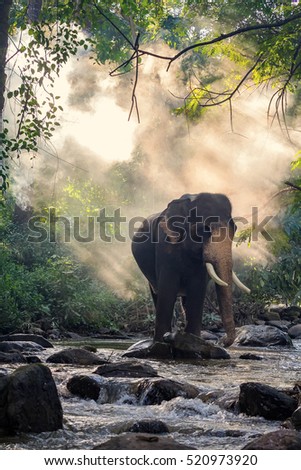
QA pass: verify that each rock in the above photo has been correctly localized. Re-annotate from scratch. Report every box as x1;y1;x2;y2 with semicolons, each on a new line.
25;355;42;364
234;325;293;347
127;420;169;434
67;375;102;401
94;433;196;450
93;361;158;378
66;374;139;404
288;324;301;339
163;331;230;359
291;406;301;430
123;333;230;360
123;339;172;359
239;382;298;420
0;334;53;348
242;429;301;450
200;331;219;341
266;321;289;332
0;341;44;353
0;364;63;434
46;348;107;365
0;352;27;364
239;353;263;361
66;374;198;406
280;306;301;321
137;378;199;405
262;311;281;322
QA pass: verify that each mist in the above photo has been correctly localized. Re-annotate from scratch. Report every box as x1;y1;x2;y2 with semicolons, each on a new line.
9;42;301;296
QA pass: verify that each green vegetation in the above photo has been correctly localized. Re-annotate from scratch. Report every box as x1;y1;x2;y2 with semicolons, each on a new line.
0;196;154;334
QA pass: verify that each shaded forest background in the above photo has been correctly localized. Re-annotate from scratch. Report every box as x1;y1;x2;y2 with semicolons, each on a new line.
1;0;301;336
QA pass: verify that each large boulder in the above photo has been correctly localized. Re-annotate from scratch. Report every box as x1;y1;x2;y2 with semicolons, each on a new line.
0;334;53;348
0;364;63;434
164;331;230;359
234;325;293;347
239;382;298;420
46;348;107;365
242;429;301;450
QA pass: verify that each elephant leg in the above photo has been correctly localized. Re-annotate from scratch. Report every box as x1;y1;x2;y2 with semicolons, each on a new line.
154;274;180;342
184;275;207;336
149;284;157;307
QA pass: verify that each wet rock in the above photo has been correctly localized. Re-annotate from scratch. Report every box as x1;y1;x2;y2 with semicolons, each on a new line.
127;420;169;434
0;341;44;353
0;351;27;364
239;382;298;420
94;433;196;450
0;334;53;348
288;324;301;339
234;325;293;347
239;353;263;361
122;339;172;359
164;331;230;359
0;364;63;434
66;374;139;404
242;429;301;450
46;348;107;365
25;355;42;364
137;378;199;405
67;375;102;401
93;361;158;378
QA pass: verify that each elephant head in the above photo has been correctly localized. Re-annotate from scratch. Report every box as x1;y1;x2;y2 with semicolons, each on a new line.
159;193;250;346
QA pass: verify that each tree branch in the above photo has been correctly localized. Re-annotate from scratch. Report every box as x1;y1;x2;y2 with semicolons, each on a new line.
92;4;301;122
165;12;301;70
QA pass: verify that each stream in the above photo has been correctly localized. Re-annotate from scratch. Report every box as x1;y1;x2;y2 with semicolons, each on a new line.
0;338;301;450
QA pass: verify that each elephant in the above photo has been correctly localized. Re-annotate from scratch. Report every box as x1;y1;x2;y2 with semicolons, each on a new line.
131;192;250;347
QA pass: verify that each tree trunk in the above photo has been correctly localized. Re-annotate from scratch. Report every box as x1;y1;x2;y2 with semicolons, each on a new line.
0;0;13;189
27;0;42;23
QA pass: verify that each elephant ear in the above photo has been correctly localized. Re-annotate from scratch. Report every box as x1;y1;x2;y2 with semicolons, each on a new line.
159;196;191;244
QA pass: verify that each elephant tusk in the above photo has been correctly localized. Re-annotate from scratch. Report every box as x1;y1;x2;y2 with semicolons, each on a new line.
206;263;228;287
232;271;251;294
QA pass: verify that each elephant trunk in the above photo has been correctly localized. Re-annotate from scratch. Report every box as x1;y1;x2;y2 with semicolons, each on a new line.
215;262;236;347
204;231;236;347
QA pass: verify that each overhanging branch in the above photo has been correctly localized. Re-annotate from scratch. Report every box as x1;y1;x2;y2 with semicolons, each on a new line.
92;4;301;122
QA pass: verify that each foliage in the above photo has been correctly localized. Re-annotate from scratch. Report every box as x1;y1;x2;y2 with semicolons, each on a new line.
0;195;150;334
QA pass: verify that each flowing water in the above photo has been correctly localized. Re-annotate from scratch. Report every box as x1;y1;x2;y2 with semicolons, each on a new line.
0;339;301;450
